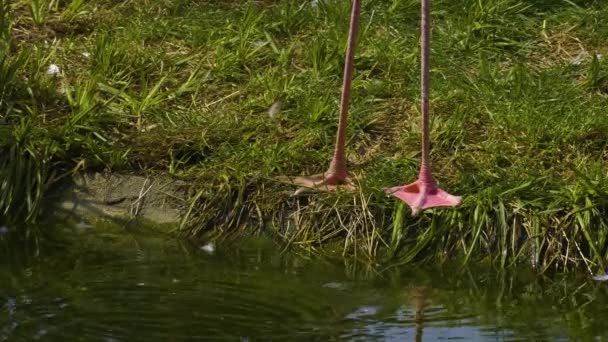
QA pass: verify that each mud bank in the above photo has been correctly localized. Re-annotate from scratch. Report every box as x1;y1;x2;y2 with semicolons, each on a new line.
52;173;188;225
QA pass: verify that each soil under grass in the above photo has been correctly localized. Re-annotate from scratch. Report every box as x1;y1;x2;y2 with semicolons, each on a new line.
1;0;608;272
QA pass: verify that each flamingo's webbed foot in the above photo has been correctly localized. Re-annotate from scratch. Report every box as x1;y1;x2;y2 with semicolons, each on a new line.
384;180;461;215
278;172;355;196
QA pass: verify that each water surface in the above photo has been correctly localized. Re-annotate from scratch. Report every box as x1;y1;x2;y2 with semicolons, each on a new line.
1;222;608;341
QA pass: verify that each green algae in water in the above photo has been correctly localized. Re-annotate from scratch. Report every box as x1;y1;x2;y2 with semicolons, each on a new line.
2;221;608;341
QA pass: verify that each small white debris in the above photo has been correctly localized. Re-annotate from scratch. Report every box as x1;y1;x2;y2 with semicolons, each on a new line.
253;40;266;48
597;54;603;61
141;124;158;132
346;306;380;320
82;52;91;58
200;242;215;254
76;220;92;230
136;282;145;287
593;274;608;281
267;100;281;118
322;282;347;290
33;329;48;340
0;226;8;235
571;51;590;66
46;64;61;77
311;0;320;8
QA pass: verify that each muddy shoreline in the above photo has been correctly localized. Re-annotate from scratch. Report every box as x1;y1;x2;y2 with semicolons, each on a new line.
51;173;188;225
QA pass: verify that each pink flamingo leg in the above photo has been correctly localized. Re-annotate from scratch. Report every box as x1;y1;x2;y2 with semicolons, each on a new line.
384;0;461;214
280;0;361;194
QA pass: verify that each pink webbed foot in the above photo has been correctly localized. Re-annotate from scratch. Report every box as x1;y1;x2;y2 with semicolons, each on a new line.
384;180;462;216
278;173;355;196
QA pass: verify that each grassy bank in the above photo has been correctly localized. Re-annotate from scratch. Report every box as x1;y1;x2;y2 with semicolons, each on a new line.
1;0;608;272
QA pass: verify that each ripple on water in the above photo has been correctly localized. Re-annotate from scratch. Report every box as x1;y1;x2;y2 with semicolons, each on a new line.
2;254;337;341
346;306;381;320
2;231;605;341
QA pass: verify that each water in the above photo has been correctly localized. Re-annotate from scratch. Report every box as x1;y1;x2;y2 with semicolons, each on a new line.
2;223;608;341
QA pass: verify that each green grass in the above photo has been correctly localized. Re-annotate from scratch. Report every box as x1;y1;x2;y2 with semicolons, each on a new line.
1;0;608;272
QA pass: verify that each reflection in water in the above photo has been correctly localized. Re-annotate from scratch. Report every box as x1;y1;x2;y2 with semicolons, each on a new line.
1;222;608;341
413;287;426;342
